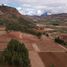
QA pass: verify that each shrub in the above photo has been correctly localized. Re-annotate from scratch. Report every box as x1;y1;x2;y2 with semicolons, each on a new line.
50;64;54;67
0;39;31;67
55;37;64;44
54;37;67;45
36;32;42;39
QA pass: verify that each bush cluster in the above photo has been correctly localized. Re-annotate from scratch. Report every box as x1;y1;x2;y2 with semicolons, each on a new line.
0;39;31;67
54;37;67;45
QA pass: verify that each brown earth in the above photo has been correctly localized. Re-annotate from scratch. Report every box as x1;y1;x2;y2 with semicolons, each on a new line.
0;31;67;67
39;52;67;67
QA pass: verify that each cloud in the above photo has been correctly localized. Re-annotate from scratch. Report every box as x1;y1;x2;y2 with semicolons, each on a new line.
0;0;67;15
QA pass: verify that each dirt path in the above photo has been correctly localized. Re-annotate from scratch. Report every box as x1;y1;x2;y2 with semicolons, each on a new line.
29;51;45;67
37;35;67;52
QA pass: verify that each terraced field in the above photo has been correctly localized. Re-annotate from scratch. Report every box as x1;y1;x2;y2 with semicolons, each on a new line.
0;32;67;67
39;52;67;67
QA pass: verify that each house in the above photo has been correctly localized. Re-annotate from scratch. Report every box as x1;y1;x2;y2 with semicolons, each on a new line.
59;34;67;42
35;24;45;33
36;24;45;30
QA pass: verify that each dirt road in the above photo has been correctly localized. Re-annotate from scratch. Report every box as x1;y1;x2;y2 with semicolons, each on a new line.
37;35;67;52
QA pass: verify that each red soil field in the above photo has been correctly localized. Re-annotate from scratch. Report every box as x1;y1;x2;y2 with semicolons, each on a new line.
39;52;67;67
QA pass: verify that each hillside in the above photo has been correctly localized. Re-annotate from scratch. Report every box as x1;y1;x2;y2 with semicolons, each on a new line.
0;5;36;33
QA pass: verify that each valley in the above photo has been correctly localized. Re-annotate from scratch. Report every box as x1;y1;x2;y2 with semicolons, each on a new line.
0;5;67;67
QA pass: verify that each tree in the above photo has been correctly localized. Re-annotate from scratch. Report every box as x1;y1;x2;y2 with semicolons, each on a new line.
6;22;21;31
36;32;42;39
1;39;31;67
50;64;54;67
55;37;64;44
54;37;67;45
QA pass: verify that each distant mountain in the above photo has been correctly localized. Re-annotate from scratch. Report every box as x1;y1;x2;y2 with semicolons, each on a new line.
26;13;67;26
41;12;48;16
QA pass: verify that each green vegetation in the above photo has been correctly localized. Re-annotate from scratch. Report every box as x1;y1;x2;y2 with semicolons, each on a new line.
0;5;36;35
5;17;44;38
37;19;61;25
0;16;43;38
0;19;7;25
5;17;35;33
48;19;60;25
43;32;49;37
11;14;17;19
57;29;67;34
54;37;67;46
50;19;60;22
50;64;55;67
0;39;31;67
36;32;42;39
6;22;22;32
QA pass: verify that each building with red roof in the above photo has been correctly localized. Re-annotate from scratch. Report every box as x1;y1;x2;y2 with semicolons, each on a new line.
59;34;67;42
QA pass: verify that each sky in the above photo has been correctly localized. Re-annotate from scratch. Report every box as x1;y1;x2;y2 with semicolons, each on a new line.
0;0;67;15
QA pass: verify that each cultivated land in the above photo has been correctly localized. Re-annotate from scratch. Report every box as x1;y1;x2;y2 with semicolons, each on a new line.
0;31;67;67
